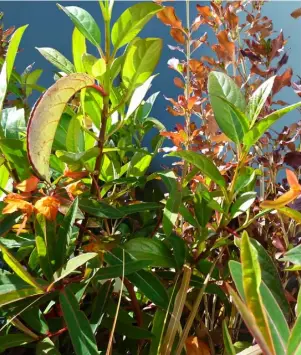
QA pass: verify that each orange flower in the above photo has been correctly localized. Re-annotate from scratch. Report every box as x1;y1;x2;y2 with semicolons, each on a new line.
261;169;301;209
65;181;86;197
3;193;34;216
34;196;60;221
15;175;40;192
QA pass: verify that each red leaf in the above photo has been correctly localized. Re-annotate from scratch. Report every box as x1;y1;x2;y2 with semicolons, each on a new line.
157;6;182;29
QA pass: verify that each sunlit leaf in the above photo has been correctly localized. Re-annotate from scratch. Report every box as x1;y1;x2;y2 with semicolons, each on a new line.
36;47;75;74
222;321;236;355
0;334;35;353
72;27;86;73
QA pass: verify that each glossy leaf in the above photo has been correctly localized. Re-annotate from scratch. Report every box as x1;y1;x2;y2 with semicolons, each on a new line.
169;150;226;188
251;239;289;316
55;198;79;270
222;321;236;355
243;101;301;150
127;151;152;177
278;206;301;225
112;2;162;49
226;284;274;355
36;47;75;74
21;306;49;335
117;202;161;215
60;286;98;355
57;5;101;48
163;183;182;237
247;76;275;122
240;232;275;354
231;192;256;218
122;37;162;92
36;337;62;355
167;234;186;270
0;243;43;290
90;280;113;334
283;244;301;265
72;27;86;73
0;62;7;113
1;107;26;139
27;73;96;181
66;115;85;153
79;198;123;218
124;238;176;268
208;71;247;143
48;253;97;291
0;334;35;352
230;261;289;354
287;314;301;355
6;25;28;82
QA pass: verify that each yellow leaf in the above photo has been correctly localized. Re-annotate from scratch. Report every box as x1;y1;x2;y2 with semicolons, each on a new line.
261;189;301;209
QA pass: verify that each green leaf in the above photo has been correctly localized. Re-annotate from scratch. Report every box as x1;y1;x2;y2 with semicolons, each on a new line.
24;69;43;98
279;206;301;225
6;25;28;83
0;334;35;352
57;5;101;48
240;232;275;354
0;165;9;198
149;308;166;355
55;198;79;270
283;244;301;265
0;62;7;113
179;203;198;227
60;286;98;355
226;285;274;355
287;314;301;355
117;202;161;215
127;151;152;177
72;27;86;73
35;214;54;281
251;239;289;316
128;269;169;309
124;238;176;268
0;212;22;237
208;71;246;143
90;280;113;334
66;115;85;153
112;2;162;50
243;101;301;150
0;243;43;290
169;150;226;188
167;234;186;270
27;73;96;181
0;270;44;306
247;76;275;123
36;47;75;74
230;261;289;355
126;75;157;119
231;192;256;218
36;337;62;355
93;259;151;281
21;306;49;335
122;37;162;92
222;320;236;355
163;183;182;236
79;198;124;218
48;253;97;291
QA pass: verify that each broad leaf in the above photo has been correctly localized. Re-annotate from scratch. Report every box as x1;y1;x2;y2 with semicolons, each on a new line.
127;151;152;177
6;25;28;83
79;198;124;218
124;238;176;268
57;5;101;48
0;243;43;290
231;192;256;218
0;212;22;237
48;253;97;291
60;286;98;355
208;71;247;143
72;27;86;73
112;2;162;49
240;232;275;354
247;76;275;123
163;183;182;237
36;337;62;355
36;47;75;74
122;37;162;92
243;101;301;150
1;107;26;139
169;150;226;188
167;234;186;270
27;73;98;181
283;244;301;265
0;334;35;353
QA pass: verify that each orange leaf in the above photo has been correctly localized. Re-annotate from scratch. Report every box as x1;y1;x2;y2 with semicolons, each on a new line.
291;8;301;19
261;189;301;209
35;196;60;221
65;181;86;197
212;30;235;68
170;28;185;44
185;336;211;355
286;169;300;189
16;175;39;192
174;77;184;89
64;168;89;179
157;6;182;29
3;193;34;217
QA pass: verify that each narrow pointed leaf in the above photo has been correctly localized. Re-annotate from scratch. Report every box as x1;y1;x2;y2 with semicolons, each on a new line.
0;334;35;352
261;189;300;209
222;320;236;355
60;287;98;355
72;27;86;73
287;312;301;355
36;47;75;74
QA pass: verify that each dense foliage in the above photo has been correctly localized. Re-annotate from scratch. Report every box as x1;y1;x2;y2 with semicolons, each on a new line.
1;1;301;354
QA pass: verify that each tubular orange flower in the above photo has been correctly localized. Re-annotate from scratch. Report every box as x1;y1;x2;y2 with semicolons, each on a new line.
261;169;301;209
34;196;60;221
3;193;34;216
